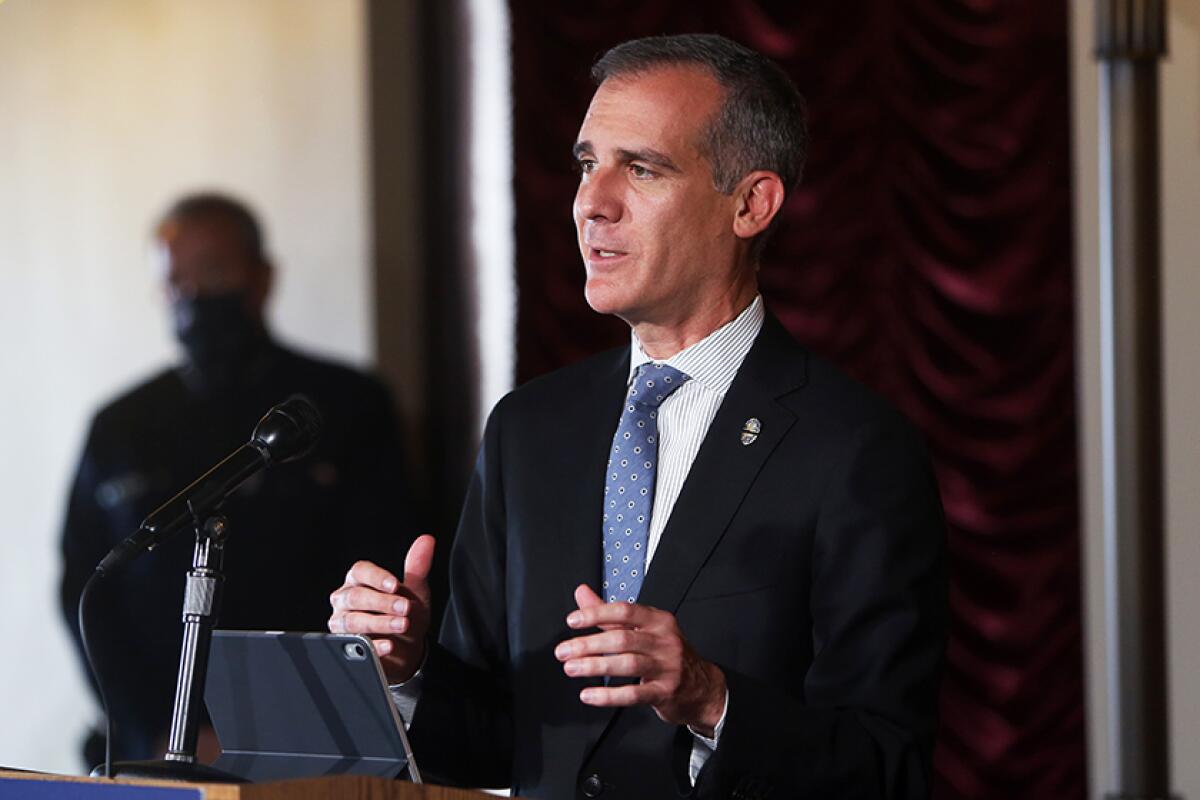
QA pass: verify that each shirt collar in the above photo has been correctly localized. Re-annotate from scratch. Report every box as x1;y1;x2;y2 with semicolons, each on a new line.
628;295;764;397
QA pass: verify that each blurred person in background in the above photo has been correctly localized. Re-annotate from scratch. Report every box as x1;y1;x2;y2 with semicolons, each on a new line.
59;192;421;767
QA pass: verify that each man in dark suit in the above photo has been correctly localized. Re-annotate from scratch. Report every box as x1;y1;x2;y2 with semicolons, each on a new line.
62;193;419;766
330;34;945;798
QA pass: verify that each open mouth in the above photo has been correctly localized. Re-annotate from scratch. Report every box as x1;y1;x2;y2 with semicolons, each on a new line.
589;248;627;261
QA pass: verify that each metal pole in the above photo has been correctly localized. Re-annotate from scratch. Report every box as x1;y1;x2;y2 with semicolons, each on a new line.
164;514;228;763
1095;1;1176;798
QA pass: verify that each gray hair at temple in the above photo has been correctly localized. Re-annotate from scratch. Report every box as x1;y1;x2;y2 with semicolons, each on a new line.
591;33;809;196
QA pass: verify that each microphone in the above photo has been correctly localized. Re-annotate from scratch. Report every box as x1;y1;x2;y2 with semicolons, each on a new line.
95;395;322;576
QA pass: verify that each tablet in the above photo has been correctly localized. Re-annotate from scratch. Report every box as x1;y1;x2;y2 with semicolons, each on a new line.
204;630;421;783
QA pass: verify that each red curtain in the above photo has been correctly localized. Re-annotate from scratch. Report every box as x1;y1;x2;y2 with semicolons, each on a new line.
510;2;1083;797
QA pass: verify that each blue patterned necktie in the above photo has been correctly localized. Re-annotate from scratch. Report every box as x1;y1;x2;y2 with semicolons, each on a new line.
602;363;689;603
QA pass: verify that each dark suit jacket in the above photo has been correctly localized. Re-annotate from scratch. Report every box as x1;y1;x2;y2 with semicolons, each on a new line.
409;313;946;799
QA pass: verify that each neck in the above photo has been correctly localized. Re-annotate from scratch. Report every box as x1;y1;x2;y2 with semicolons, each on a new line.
631;281;757;360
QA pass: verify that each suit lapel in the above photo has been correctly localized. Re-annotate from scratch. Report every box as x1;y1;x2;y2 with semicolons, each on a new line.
639;314;807;614
555;348;630;622
578;314;809;757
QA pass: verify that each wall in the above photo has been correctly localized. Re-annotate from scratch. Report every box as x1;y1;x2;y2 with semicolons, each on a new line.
0;0;371;773
1072;0;1200;795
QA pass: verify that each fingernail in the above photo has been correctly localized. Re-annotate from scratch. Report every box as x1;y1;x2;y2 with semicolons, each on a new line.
390;617;406;632
377;640;392;655
564;661;580;676
580;689;595;703
567;612;582;627
554;643;571;660
393;599;407;615
383;578;397;592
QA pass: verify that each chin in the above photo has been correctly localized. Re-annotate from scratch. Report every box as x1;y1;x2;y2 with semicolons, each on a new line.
583;276;639;316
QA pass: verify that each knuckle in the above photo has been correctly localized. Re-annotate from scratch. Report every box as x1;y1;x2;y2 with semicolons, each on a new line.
346;587;373;611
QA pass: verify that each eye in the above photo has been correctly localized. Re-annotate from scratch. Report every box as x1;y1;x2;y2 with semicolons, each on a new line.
629;164;656;179
576;157;597;175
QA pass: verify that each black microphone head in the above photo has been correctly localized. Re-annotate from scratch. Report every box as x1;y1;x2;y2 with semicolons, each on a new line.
252;395;322;464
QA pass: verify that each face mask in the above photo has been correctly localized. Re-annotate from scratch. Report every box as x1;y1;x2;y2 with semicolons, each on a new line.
172;293;262;371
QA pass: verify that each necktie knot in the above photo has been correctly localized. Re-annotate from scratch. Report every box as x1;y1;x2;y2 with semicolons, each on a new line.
628;363;689;410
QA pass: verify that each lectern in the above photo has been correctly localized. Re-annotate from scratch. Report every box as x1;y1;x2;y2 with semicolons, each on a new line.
0;770;510;799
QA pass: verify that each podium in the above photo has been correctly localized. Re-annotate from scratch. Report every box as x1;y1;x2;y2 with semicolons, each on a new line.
0;770;507;799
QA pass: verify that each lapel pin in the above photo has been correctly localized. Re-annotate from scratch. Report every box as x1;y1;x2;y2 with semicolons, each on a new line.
740;417;762;446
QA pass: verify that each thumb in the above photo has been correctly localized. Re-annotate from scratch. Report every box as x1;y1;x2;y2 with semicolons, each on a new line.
403;534;436;602
574;583;604;610
573;583;622;631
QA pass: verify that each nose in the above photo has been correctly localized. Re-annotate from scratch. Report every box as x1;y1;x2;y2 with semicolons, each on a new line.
574;166;623;225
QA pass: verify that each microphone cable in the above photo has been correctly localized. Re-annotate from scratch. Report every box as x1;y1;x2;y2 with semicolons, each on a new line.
77;570;114;778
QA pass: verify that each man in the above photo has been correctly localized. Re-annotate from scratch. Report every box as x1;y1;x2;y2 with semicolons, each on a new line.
330;34;945;798
61;193;419;765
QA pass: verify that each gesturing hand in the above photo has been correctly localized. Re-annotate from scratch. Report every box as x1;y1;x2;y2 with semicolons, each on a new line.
328;534;436;684
554;584;727;736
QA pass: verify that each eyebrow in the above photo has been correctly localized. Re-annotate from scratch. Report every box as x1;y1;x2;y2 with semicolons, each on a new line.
572;140;682;174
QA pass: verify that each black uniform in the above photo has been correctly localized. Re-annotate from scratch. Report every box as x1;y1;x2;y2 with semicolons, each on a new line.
60;338;419;763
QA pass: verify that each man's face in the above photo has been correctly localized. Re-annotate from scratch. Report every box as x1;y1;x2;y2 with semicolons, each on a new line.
154;216;267;311
573;66;744;329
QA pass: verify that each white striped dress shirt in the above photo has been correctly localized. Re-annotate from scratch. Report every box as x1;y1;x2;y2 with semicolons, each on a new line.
629;295;764;571
626;294;763;784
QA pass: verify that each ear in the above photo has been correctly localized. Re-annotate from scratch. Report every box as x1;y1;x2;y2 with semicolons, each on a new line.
731;171;786;242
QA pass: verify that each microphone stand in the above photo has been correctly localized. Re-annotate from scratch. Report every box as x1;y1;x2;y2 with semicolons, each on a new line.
96;510;245;783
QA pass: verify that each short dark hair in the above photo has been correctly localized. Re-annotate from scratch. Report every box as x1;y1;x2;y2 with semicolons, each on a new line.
591;34;808;195
159;192;268;266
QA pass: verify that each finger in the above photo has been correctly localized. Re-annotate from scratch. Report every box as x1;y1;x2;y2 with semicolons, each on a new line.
567;600;660;630
571;583;628;632
334;610;414;636
402;535;437;599
574;583;604;609
578;683;665;708
345;560;401;593
554;628;650;660
562;652;654;679
331;585;413;616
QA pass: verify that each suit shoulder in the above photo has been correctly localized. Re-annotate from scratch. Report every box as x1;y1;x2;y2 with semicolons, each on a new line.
793;351;924;443
491;346;627;418
90;367;185;431
273;342;391;398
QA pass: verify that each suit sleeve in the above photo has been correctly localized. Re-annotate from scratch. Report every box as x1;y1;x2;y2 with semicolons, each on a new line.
405;400;515;789
698;416;947;799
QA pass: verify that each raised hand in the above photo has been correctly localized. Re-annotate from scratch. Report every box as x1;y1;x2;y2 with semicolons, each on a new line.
328;534;436;683
554;584;726;735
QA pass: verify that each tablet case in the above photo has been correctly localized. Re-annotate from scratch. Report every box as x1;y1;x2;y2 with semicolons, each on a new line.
204;631;420;783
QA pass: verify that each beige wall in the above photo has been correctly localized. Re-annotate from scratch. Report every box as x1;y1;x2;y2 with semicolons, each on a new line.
1072;0;1200;795
0;0;370;773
